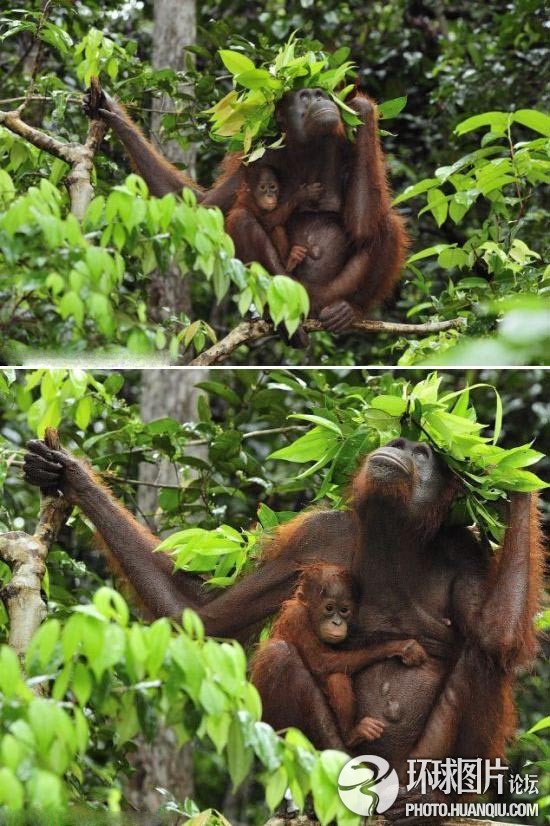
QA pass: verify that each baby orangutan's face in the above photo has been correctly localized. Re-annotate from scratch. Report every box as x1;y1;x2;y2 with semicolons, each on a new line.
254;170;279;212
311;586;353;645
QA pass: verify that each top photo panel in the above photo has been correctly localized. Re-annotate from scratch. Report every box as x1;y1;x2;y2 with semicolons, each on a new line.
0;3;548;368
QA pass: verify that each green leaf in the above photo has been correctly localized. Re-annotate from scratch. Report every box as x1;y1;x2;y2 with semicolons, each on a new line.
0;646;27;699
199;680;227;715
512;109;550;137
0;768;24;810
219;50;256;76
269;427;338;463
267;275;309;337
26;619;60;671
289;414;342;435
378;96;407;119
437;247;469;269
407;244;451;264
330;46;351;66
250;721;281;772
75;396;93;430
311;750;349;825
72;662;92;706
454;111;510;136
196;381;242;407
526;716;550;735
423;188;448;226
227;716;253;789
265;765;288;810
28;769;64;810
236;69;280;90
370;395;407;417
393;177;440;205
93;587;129;626
58;292;84;326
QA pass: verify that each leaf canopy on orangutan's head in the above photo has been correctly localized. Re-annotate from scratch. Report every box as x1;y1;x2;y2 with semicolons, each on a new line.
205;34;406;160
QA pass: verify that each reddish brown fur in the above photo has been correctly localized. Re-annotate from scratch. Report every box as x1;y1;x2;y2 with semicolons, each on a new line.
227;168;291;268
86;85;410;329
349;453;463;543
226;166;321;275
251;563;426;747
23;437;545;800
257;458;543;773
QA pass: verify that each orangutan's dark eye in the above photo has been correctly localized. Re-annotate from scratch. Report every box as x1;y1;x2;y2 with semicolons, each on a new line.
414;445;430;460
389;438;406;450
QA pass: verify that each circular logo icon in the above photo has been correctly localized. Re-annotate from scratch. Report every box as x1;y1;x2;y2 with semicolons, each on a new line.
338;754;399;816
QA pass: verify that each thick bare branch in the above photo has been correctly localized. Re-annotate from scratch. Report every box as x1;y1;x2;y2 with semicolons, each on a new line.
0;428;71;663
0;108;76;163
0;82;106;219
66;118;107;219
189;316;467;366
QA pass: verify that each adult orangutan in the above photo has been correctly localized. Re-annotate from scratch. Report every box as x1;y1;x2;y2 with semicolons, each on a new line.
22;437;542;816
84;86;408;332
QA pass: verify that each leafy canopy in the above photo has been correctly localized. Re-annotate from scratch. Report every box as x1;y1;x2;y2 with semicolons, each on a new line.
205;34;362;160
205;35;407;161
269;373;547;542
0;587;358;825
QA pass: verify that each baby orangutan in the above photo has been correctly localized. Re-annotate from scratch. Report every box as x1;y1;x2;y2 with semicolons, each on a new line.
225;165;323;275
251;563;427;747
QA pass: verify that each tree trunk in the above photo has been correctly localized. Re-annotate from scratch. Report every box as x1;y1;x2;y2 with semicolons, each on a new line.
137;368;206;527
147;0;197;323
151;0;196;176
125;367;205;814
127;2;200;805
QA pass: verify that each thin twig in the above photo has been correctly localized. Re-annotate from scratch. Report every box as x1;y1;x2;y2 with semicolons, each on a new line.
0;96;181;115
8;425;307;489
189;316;467;367
506;121;525;224
18;0;54;116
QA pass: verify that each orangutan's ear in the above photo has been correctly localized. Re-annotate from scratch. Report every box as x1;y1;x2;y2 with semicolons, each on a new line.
296;586;307;605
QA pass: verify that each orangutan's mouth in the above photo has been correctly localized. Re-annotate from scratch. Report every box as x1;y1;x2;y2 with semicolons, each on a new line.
325;630;346;643
309;107;339;120
369;451;411;476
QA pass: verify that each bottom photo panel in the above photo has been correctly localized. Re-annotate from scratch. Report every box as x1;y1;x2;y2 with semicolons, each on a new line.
0;367;548;826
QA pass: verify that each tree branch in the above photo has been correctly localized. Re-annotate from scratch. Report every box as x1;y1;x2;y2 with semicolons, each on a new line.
0;78;107;219
66;118;107;219
189;316;467;366
0;429;71;668
0;108;75;162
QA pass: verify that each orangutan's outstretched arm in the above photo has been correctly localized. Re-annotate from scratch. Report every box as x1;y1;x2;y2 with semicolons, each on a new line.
84;89;202;198
22;441;315;638
24;440;205;617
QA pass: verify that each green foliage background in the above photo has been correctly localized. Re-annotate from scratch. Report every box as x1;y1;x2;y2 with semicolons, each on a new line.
0;367;548;822
0;0;548;364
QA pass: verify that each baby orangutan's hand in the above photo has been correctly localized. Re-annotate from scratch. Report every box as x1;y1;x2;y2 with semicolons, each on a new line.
349;715;386;745
400;640;428;666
